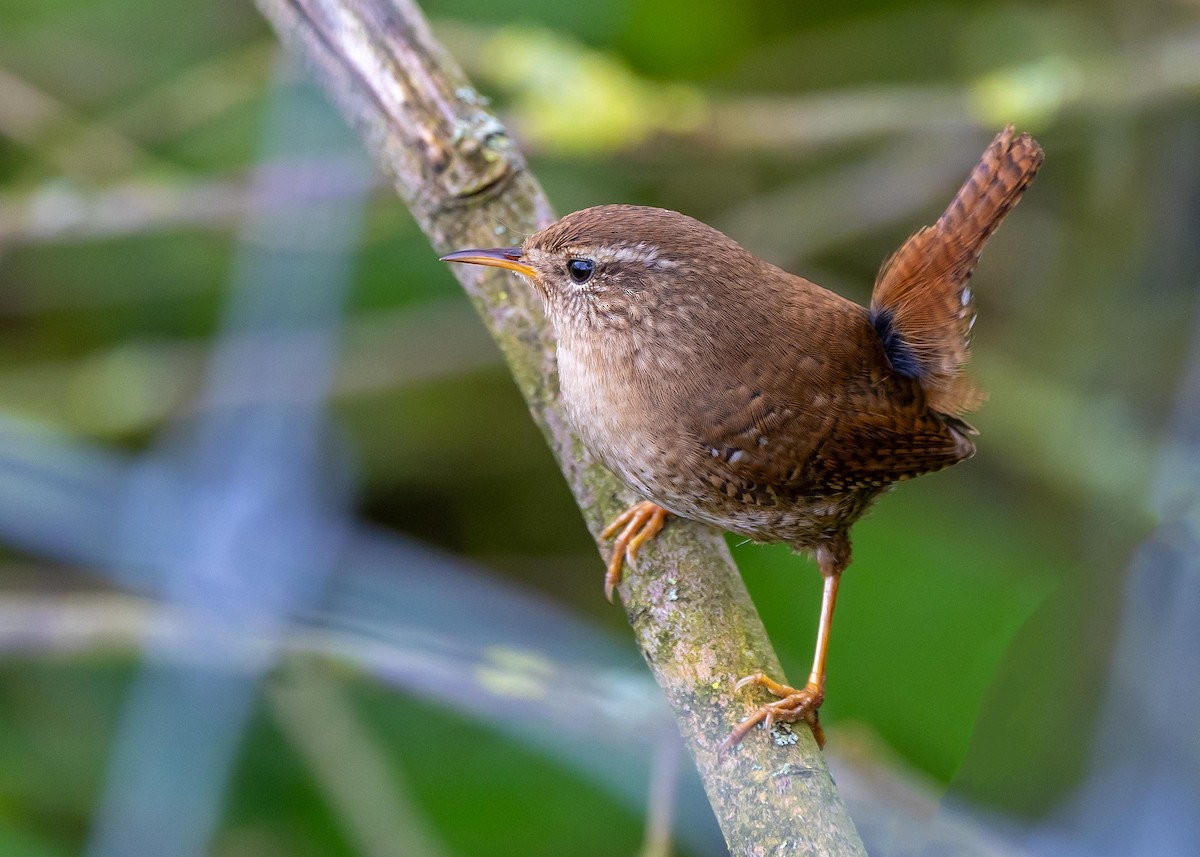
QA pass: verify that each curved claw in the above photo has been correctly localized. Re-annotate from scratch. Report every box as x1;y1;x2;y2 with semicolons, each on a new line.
600;501;669;603
734;672;769;692
722;673;827;755
719;708;771;756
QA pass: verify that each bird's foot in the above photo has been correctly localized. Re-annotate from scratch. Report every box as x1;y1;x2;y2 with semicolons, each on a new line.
599;501;669;602
721;673;825;753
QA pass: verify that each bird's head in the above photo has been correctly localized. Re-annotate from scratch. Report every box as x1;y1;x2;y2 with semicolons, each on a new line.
441;204;759;333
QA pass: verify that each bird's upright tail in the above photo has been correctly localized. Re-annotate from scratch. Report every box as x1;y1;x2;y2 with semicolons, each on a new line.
869;126;1043;415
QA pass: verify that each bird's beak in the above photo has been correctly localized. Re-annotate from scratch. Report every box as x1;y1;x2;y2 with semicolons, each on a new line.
439;246;535;278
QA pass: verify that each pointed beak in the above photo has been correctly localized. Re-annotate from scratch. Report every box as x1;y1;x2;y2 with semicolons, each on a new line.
439;246;535;278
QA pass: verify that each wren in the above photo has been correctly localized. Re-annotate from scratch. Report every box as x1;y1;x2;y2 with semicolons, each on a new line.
442;126;1043;750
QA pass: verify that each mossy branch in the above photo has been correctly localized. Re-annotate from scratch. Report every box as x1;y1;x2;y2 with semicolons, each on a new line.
250;1;865;852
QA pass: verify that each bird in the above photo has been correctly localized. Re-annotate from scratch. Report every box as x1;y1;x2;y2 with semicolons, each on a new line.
441;126;1044;751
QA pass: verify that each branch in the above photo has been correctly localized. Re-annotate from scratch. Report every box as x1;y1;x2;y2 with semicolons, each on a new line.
250;1;865;852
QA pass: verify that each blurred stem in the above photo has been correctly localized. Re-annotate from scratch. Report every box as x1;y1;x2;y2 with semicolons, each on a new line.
0;301;499;436
640;731;682;857
250;0;865;854
270;668;455;857
0;590;662;740
107;41;277;146
0;66;178;184
0;157;380;245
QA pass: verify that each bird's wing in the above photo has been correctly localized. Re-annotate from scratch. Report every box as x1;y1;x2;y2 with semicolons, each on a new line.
692;303;973;504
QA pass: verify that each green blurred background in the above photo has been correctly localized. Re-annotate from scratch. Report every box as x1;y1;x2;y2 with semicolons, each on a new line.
0;0;1197;854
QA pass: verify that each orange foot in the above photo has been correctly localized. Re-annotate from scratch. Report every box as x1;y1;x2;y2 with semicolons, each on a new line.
721;673;826;753
599;501;669;602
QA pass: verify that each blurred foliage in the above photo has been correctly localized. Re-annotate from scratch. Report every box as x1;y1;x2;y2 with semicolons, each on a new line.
479;27;707;153
0;0;1197;854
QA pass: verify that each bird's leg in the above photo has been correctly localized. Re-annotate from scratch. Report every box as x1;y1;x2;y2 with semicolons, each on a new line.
600;500;670;602
723;540;848;752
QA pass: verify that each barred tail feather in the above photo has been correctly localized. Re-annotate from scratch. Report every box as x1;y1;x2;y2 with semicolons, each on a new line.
869;126;1043;415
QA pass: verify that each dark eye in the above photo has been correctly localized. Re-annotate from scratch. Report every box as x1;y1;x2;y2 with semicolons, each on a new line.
567;258;595;284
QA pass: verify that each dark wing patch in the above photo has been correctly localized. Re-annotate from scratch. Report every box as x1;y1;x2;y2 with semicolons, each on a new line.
870;307;924;379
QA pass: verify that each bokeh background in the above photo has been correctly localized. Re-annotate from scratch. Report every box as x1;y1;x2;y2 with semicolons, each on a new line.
1;0;1198;855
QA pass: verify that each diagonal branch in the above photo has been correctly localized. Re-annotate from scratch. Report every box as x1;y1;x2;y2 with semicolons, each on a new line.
250;1;865;852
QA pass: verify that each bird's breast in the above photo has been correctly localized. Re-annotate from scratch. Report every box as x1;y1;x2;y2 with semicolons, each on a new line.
556;334;681;497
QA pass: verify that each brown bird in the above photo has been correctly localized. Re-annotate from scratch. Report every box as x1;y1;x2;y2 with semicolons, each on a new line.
442;126;1043;750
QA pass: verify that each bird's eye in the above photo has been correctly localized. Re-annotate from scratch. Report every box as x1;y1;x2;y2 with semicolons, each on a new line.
567;258;595;284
